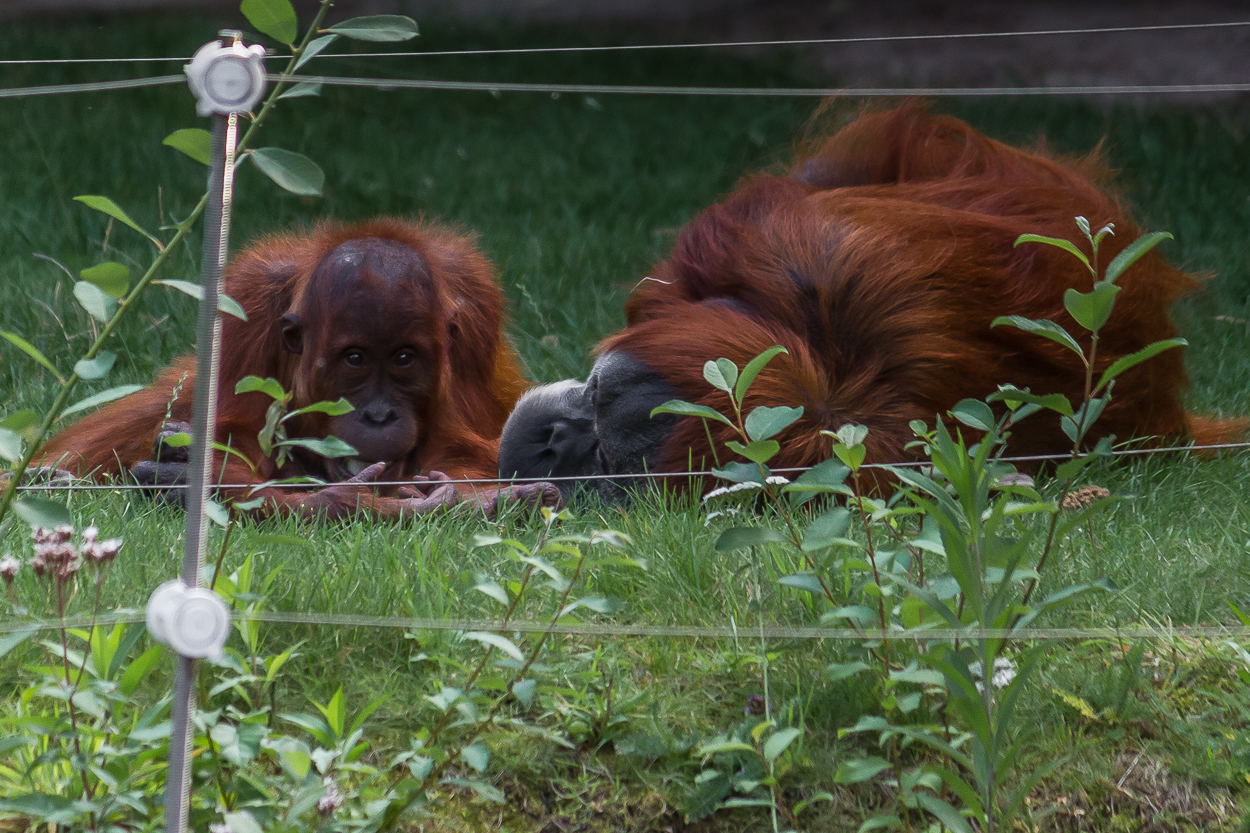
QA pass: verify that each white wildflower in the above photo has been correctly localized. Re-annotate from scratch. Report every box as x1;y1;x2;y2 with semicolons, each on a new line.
702;481;763;501
764;475;791;486
969;657;1017;693
703;509;740;526
0;554;19;585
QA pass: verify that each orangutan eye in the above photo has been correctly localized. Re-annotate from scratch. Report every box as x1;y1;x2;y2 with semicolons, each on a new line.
394;349;417;368
344;349;366;368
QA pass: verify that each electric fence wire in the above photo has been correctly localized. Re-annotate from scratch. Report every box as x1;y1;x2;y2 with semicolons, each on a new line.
7;73;1250;101
2;608;1248;644
1;18;1248;65
3;18;1250;98
13;439;1250;492
0;29;1246;688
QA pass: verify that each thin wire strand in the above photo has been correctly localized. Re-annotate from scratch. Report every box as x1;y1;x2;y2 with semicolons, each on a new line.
15;439;1250;492
2;609;1247;642
335;19;1250;59
2;19;1248;65
6;72;1250;100
282;74;1250;98
0;74;185;98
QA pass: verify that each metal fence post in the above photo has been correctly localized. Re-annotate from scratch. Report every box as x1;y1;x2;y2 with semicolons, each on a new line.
150;31;266;833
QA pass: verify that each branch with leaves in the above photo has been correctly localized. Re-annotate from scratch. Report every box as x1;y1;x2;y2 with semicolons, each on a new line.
0;0;418;539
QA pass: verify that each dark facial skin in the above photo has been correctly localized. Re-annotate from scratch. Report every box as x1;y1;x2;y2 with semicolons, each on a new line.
279;238;441;469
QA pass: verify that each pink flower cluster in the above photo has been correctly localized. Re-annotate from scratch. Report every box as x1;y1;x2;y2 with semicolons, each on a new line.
26;524;122;583
0;554;19;585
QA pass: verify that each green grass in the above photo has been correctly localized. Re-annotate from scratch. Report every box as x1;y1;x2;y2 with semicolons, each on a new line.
4;9;1250;832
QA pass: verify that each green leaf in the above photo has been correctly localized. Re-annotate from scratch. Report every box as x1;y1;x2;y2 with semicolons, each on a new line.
778;572;826;594
154;279;249;320
442;777;505;804
734;345;788;401
649;399;734;427
162;128;211;165
725;438;779;464
703;358;737;393
61;384;143;418
989;385;1074;417
235;375;288;401
744;405;803;441
293;34;338;71
74;195;162;249
73;280;117;322
682;769;732;822
285;397;354;419
80;261;130;298
0;624;38;660
119;645;166;696
715;526;788;551
1064;280;1121;332
473;580;509;606
711;461;765;483
462;631;525;662
824;661;871;682
512;678;536;708
0;794;72;818
326;15;419;42
460;742;490;772
248;147;325;196
277;81;322;100
914;793;976;833
204;499;230;528
241;0;298;43
1;409;40;436
0;426;22;462
835;755;893;784
762;727;801;763
0;330;64;383
224;809;264;833
74;351;116;380
801;506;851;551
835;423;869;448
695;738;756;756
1104;231;1173;284
949;399;995;431
279;436;358;459
1096;338;1187;392
1014;232;1090;269
832;441;866;471
785;458;851;496
991;315;1084;355
13;497;71;529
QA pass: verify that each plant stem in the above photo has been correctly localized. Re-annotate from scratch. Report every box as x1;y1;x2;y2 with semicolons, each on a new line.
0;193;208;539
55;575;95;805
0;1;335;541
419;532;591;795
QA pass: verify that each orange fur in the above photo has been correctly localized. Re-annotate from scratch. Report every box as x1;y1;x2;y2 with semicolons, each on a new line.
600;103;1241;480
39;218;528;517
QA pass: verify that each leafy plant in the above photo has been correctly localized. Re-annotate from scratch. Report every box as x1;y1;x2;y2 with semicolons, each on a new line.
653;218;1184;831
233;375;356;469
0;0;417;540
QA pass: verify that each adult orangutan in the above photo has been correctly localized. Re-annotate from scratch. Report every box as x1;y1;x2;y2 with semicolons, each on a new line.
39;217;559;519
498;103;1242;501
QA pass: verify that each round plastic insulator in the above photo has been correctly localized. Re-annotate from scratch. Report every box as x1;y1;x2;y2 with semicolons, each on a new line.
184;37;267;116
146;580;231;660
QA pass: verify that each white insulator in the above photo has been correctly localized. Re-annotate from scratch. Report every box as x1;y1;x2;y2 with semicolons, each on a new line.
146;580;231;660
185;36;267;117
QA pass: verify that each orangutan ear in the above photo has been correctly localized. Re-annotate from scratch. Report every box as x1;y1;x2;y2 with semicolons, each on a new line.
279;313;303;355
